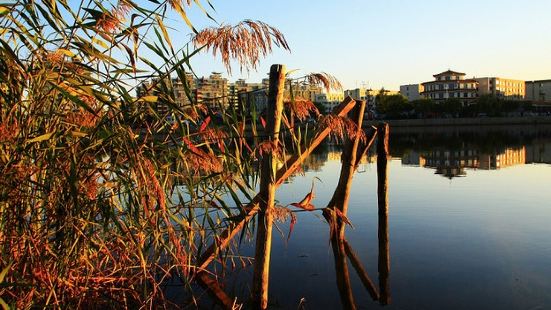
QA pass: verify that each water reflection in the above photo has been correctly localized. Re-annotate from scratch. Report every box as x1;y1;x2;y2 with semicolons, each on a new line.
389;125;551;178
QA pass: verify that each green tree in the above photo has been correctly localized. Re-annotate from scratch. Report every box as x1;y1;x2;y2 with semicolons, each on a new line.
376;94;411;118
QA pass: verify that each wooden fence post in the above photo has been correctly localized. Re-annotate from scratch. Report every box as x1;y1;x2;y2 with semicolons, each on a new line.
194;98;357;308
252;64;286;309
376;122;391;305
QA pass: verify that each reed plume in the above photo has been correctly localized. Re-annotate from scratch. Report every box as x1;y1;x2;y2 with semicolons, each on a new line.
193;20;290;73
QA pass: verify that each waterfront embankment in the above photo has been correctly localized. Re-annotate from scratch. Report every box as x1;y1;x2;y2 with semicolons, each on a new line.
364;116;551;129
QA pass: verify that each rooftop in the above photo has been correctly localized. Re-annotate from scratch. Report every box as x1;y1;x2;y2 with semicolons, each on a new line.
433;70;466;77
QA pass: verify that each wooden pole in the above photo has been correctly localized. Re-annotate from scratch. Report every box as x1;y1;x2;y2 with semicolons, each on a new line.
196;97;356;272
324;100;367;310
376;122;391;305
194;97;357;307
326;100;366;239
252;64;286;309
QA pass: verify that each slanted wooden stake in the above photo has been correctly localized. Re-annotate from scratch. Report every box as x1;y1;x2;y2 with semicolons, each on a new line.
376;122;391;305
195;97;356;307
252;64;286;309
196;97;356;273
327;100;367;239
324;100;367;310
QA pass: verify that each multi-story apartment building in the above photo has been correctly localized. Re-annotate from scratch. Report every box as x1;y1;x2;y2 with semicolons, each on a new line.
230;78;269;112
196;72;230;108
475;77;525;100
344;88;399;109
525;80;551;102
285;80;324;102
421;70;478;103
313;92;345;114
344;88;370;102
173;73;197;106
399;84;424;101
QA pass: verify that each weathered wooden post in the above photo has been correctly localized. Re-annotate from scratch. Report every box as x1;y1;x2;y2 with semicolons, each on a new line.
195;98;357;308
376;122;391;305
252;64;285;309
323;100;367;310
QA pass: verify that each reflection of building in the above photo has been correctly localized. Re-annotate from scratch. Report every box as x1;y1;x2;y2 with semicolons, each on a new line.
400;84;424;101
403;146;526;179
526;140;551;164
476;77;525;100
421;70;478;103
525;79;551;102
478;147;526;169
401;151;425;166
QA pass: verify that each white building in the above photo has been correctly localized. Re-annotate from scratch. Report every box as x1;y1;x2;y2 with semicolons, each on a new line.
314;92;345;114
525;80;551;102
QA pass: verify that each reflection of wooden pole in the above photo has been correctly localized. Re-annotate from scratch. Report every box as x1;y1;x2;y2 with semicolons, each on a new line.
377;123;391;305
196;272;236;309
332;238;356;310
252;64;285;310
343;239;380;301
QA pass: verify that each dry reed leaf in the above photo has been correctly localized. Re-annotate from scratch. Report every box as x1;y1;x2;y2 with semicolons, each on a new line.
285;98;320;122
318;115;359;142
306;72;342;92
193;20;290;74
182;137;223;175
96;0;132;32
257;140;281;157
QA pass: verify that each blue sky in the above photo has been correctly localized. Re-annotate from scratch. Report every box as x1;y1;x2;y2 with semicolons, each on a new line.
159;0;551;90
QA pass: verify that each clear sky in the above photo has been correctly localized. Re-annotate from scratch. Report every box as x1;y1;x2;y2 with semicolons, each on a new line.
159;0;551;90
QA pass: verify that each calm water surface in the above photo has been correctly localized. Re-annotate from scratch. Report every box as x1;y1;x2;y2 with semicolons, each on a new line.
240;125;551;309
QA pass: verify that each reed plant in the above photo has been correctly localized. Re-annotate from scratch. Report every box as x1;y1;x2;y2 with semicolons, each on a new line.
0;1;353;307
0;0;294;307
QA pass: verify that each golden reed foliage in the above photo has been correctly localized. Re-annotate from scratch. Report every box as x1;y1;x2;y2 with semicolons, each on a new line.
319;114;366;143
306;72;343;92
285;98;320;122
193;20;290;73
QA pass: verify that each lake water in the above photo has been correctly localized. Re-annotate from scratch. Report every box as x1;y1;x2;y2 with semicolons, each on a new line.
230;125;551;309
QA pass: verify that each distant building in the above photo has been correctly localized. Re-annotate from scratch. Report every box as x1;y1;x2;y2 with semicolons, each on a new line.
421;70;478;103
230;78;269;112
400;84;424;101
314;92;345;114
344;88;399;109
196;72;230;108
525;80;551;102
344;88;370;101
475;77;525;100
286;80;324;102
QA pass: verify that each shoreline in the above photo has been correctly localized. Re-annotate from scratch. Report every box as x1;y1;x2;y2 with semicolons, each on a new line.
364;116;551;128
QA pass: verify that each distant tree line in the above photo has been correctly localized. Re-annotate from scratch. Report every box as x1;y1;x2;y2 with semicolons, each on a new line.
375;93;538;119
